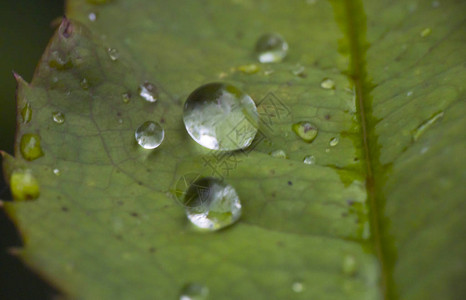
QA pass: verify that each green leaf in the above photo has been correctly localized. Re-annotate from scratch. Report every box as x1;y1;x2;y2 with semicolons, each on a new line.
2;0;465;299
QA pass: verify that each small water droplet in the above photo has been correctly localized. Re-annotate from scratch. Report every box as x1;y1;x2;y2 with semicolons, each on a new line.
80;78;89;90
406;91;413;97
88;12;97;21
10;169;40;201
138;81;158;103
21;102;32;124
107;48;119;61
292;282;304;293
303;155;316;165
135;121;164;149
329;137;339;147
321;78;335;89
306;0;317;4
292;121;318;143
52;111;65;124
236;64;260;74
118;118;124;124
291;64;306;77
255;33;288;63
420;27;432;38
325;148;330;153
413;111;444;141
431;1;440;8
53;168;61;176
342;254;357;276
183;82;259;151
270;149;287;159
20;134;44;161
179;282;209;300
184;177;242;231
121;92;131;103
49;51;73;70
263;68;274;76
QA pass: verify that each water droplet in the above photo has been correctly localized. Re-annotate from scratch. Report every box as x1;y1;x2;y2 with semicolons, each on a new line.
107;48;119;61
291;64;306;77
48;51;73;70
21;102;32;124
320;78;335;89
20;134;44;161
406;91;413;97
292;282;304;293
122;92;131;103
53;168;61;176
52;111;65;124
179;283;209;300
88;12;97;21
236;64;260;74
413;111;444;141
270;149;287;159
431;1;440;8
420;28;432;37
329;137;339;147
10;169;40;201
306;0;317;4
138;81;158;103
255;33;288;63
342;255;357;276
80;78;89;90
183;82;259;151
263;68;274;76
135;121;164;149
303;155;316;165
292;121;318;143
183;177;242;231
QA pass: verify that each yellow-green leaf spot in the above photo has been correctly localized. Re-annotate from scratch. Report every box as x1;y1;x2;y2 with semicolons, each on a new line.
21;102;32;124
10;169;40;201
292;121;318;143
20;133;44;161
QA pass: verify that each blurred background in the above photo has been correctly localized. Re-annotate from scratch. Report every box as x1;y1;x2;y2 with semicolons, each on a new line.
0;1;63;299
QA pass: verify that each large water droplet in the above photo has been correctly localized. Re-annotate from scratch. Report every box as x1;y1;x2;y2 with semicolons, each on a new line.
10;169;40;201
184;177;242;231
303;155;316;165
107;48;119;61
320;78;335;89
20;134;44;161
135;121;164;149
329;137;339;147
270;149;287;159
183;82;259;151
138;82;158;102
21;102;32;124
255;33;288;63
52;112;65;124
179;283;209;300
292;121;318;143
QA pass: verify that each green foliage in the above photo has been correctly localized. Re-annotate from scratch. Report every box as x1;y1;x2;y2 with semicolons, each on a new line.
2;0;465;299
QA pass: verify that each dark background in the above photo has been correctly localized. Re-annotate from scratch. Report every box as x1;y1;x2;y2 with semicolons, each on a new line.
0;1;64;299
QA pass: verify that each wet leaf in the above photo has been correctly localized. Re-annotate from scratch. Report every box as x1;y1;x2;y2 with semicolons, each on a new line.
2;0;465;299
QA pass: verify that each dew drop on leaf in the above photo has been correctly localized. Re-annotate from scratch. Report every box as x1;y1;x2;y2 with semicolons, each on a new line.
20;133;44;161
121;92;131;103
138;81;158;103
183;177;242;231
107;48;119;61
292;282;304;293
80;78;89;90
291;64;306;77
413;111;444;141
329;136;339;147
270;149;287;159
179;282;209;300
292;121;318;143
183;82;259;151
52;111;65;124
53;168;61;176
255;33;288;63
342;254;357;276
320;78;335;89
48;50;73;70
21;102;32;124
134;121;164;149
303;155;316;165
10;169;40;201
88;12;97;21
